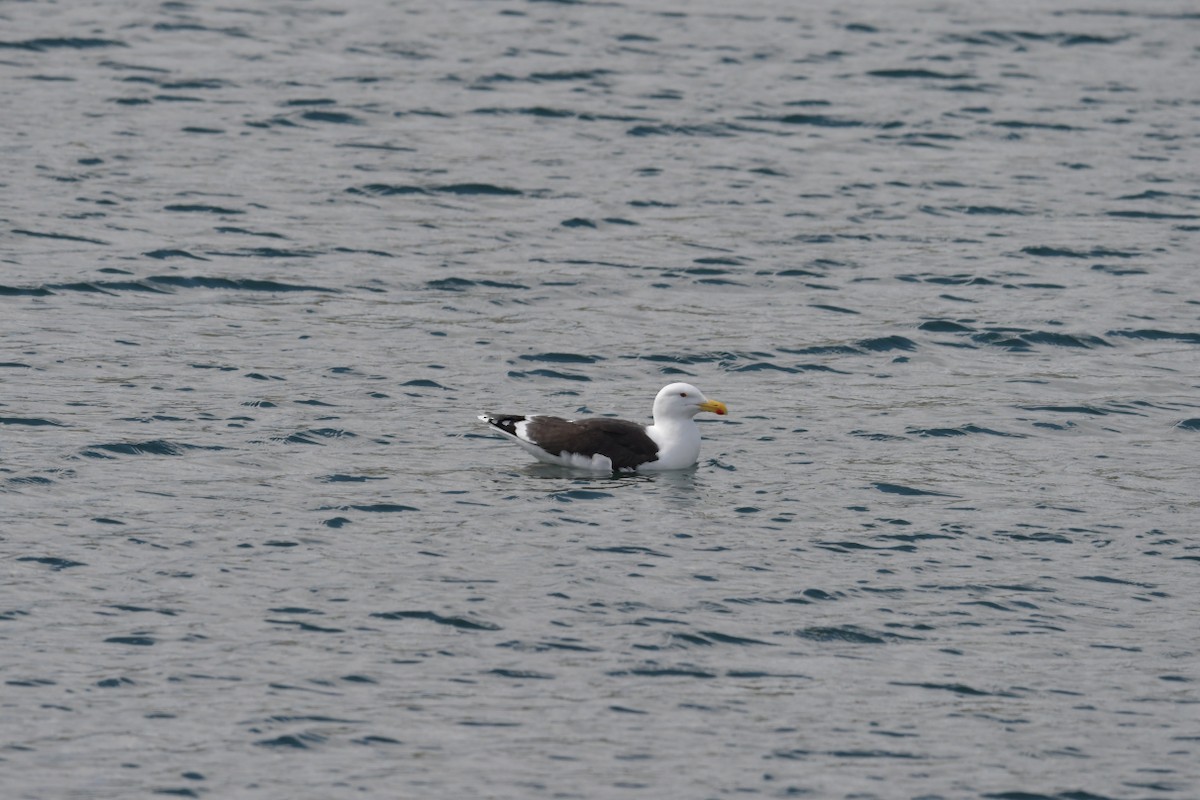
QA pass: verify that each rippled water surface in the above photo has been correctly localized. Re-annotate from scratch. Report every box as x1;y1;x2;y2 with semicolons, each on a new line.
3;1;1199;798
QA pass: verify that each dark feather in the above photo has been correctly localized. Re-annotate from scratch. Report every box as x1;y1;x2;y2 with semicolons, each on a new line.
491;415;659;470
528;416;659;469
481;414;526;437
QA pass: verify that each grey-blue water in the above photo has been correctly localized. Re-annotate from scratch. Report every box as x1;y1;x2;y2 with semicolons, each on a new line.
2;1;1198;798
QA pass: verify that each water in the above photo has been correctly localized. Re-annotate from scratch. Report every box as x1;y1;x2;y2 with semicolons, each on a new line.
2;1;1199;798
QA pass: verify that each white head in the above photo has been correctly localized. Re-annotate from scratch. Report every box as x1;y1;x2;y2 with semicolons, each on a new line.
652;382;728;423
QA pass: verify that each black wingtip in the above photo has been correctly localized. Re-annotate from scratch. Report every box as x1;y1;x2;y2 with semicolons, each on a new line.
479;413;525;436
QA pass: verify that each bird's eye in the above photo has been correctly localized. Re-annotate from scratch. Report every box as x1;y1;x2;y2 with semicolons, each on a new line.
679;392;688;397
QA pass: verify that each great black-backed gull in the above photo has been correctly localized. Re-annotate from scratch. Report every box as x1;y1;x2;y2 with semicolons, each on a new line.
477;382;727;472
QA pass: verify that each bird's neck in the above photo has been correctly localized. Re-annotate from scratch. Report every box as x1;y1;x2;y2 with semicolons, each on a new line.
651;414;696;433
647;416;701;467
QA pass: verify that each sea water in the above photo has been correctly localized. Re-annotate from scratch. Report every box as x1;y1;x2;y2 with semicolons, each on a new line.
2;2;1198;798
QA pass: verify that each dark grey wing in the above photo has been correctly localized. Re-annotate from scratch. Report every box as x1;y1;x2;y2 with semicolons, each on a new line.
526;416;658;470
